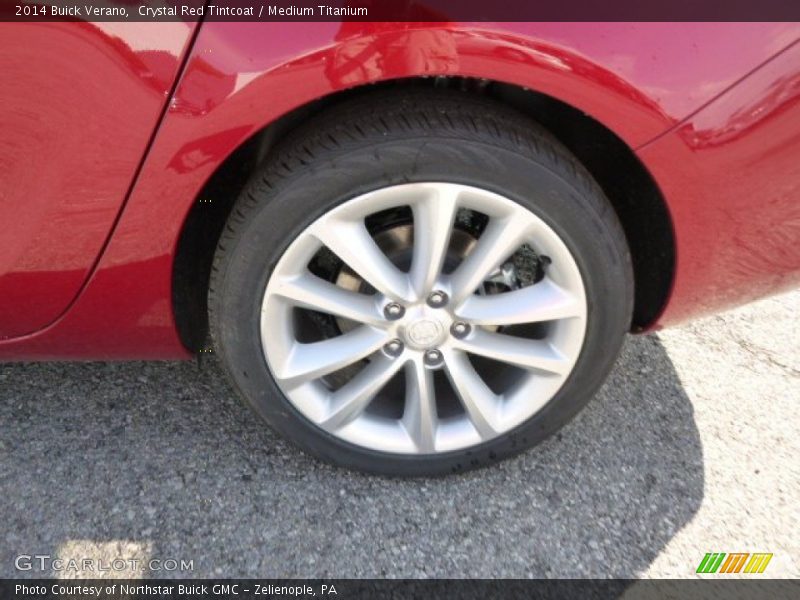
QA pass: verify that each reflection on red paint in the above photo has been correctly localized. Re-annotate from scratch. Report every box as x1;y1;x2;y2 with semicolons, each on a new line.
0;22;798;358
639;41;800;324
168;126;254;174
0;22;195;339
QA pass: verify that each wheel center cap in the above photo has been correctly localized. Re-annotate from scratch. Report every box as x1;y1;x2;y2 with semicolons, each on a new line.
405;318;445;349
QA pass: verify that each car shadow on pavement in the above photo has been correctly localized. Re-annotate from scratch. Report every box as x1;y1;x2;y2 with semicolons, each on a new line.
0;334;703;578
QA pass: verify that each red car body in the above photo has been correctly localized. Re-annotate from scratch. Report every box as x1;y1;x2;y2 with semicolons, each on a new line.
1;21;799;360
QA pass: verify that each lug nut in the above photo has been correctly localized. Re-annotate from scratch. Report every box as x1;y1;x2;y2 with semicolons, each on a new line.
427;290;448;308
384;339;404;357
450;321;471;339
384;302;405;320
423;348;443;367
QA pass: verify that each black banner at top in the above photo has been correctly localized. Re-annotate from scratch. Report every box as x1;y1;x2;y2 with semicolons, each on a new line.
3;0;800;22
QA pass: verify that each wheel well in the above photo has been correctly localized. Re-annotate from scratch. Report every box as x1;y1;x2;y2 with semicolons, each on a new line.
173;77;675;351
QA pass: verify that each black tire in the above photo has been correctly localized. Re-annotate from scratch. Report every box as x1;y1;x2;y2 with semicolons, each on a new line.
209;88;633;476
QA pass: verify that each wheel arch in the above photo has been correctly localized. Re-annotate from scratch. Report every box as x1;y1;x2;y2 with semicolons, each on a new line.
173;76;675;351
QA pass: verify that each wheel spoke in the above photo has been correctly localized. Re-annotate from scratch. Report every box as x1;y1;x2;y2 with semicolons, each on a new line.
261;182;588;455
321;355;404;430
442;349;500;439
402;358;438;452
270;271;384;326
276;326;387;385
311;219;411;301
456;278;583;326
452;328;569;375
448;217;531;305
409;186;460;297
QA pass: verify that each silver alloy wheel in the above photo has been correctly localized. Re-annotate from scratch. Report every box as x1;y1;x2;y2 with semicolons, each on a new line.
260;183;587;454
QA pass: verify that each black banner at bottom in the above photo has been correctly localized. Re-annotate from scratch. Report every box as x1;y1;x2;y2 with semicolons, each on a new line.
1;579;799;600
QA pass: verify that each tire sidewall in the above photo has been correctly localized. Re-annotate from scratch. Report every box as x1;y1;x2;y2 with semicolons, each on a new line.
213;137;631;476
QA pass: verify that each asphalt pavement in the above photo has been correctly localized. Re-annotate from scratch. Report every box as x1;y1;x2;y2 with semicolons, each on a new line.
1;291;797;579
